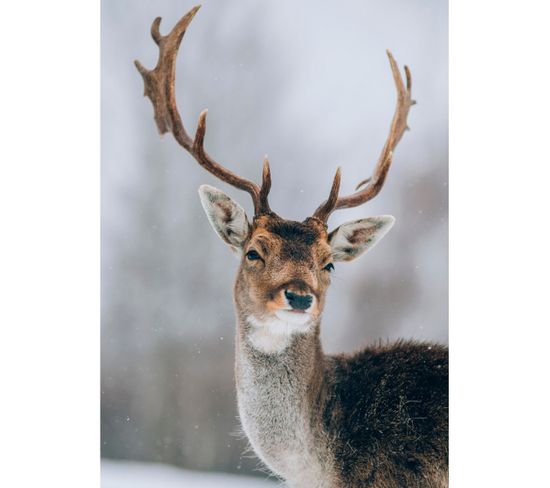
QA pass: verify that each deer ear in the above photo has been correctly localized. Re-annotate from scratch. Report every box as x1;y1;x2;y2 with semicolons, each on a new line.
328;216;395;262
198;185;251;251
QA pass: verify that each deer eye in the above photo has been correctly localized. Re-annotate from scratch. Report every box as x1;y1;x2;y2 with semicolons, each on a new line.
323;263;335;272
246;250;261;261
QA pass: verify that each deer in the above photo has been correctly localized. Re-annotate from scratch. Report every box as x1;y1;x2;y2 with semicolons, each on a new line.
135;5;448;488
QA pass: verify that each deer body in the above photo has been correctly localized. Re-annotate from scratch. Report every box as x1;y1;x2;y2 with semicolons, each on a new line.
235;328;448;487
228;217;447;487
136;6;448;487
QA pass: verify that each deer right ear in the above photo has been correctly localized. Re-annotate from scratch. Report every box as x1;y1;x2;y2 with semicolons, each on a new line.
198;185;251;251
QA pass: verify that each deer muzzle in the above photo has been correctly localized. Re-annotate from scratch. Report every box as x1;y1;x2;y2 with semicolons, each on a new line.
284;290;313;311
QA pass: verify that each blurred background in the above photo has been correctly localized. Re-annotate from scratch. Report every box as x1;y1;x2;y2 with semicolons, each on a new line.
101;0;447;484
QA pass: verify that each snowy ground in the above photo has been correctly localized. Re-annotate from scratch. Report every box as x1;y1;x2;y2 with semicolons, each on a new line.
102;459;281;487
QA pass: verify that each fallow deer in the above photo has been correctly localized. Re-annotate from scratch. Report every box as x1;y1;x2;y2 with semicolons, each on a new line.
135;5;448;487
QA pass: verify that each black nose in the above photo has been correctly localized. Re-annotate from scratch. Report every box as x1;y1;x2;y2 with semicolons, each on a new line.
284;290;313;311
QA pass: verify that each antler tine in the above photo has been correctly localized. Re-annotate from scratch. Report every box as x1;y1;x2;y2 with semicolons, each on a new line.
135;6;270;215
258;156;272;214
312;167;341;222
314;50;415;221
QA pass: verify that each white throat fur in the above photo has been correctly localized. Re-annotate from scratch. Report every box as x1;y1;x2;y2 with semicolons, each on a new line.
247;313;313;354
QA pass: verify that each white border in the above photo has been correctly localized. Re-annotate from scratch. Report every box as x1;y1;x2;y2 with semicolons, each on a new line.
0;1;99;487
451;0;550;486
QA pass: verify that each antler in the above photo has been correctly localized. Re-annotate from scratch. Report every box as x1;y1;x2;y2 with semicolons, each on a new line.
313;50;415;222
134;5;272;215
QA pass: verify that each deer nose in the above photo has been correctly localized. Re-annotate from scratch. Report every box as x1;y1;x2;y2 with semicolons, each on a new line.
284;290;313;311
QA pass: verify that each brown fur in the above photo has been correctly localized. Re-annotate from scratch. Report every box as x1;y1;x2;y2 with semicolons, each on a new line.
231;213;448;487
235;215;332;323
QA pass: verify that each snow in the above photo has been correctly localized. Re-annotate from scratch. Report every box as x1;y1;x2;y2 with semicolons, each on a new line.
101;459;281;488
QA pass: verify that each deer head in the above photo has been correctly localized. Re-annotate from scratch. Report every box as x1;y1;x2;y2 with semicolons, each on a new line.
135;5;414;343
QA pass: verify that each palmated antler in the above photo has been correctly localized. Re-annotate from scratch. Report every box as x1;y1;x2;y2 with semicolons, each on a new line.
134;5;272;215
313;50;415;222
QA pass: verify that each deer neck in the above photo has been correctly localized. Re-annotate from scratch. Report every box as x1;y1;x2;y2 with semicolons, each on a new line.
235;311;324;373
234;307;324;386
233;309;331;482
234;317;325;437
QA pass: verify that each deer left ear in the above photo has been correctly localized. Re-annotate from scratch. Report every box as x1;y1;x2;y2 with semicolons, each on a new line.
328;216;395;262
198;185;251;252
